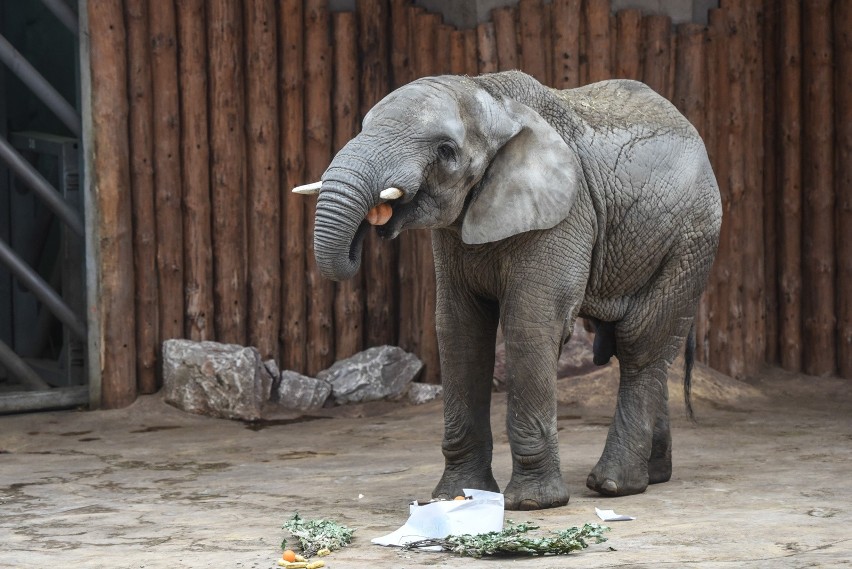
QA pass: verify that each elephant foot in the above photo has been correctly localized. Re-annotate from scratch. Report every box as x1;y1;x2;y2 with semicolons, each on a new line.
586;447;650;497
432;465;499;500
648;414;672;484
648;456;672;484
503;472;570;511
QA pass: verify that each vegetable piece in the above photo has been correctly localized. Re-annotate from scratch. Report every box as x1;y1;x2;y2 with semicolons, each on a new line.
281;513;355;556
306;562;326;569
316;548;331;557
282;550;296;563
454;496;466;500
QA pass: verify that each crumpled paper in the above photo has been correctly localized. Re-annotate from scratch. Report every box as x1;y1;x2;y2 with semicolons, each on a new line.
371;489;505;547
595;507;635;521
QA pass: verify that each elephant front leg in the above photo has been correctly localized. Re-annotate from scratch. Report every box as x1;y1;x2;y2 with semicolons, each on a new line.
432;297;500;500
502;321;570;510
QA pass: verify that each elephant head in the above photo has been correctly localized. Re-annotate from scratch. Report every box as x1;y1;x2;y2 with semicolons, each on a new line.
298;75;582;281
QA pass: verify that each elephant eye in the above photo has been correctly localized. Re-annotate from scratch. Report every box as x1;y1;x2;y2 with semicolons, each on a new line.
437;142;456;162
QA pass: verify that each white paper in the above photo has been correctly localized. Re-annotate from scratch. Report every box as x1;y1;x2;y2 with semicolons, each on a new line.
595;507;635;521
371;489;505;547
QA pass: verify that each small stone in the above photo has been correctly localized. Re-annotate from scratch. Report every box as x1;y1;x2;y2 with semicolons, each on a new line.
317;345;422;405
162;340;273;421
407;382;443;405
275;371;332;411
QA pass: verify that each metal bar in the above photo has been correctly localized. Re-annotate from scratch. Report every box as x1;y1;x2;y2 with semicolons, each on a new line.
39;0;79;37
0;136;84;236
0;338;51;390
0;237;86;340
0;33;81;136
0;385;88;414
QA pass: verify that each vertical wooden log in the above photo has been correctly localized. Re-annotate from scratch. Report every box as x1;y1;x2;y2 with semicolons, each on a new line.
358;0;397;349
720;3;746;379
124;0;158;393
477;22;498;74
739;0;765;375
437;24;452;75
707;8;733;376
304;0;335;375
463;28;478;76
149;0;184;353
176;0;213;346
642;14;672;100
673;22;709;362
584;0;611;83
390;0;412;87
609;13;617;77
543;2;553;85
208;0;247;345
615;8;642;80
777;0;803;372
801;0;835;376
332;12;364;360
493;6;519;72
244;0;280;360
450;29;467;75
87;0;137;407
280;0;307;372
835;0;852;379
551;0;581;88
519;0;547;83
762;0;778;364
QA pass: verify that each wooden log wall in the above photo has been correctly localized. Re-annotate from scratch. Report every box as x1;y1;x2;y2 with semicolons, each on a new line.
86;0;850;407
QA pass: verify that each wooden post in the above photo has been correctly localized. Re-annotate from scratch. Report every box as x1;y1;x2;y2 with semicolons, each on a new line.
450;29;467;75
477;22;498;75
706;8;733;376
332;11;364;360
244;0;280;360
777;0;803;373
124;0;158;393
642;14;672;99
305;0;335;375
208;0;247;345
615;8;642;80
437;24;452;75
280;0;307;372
673;22;708;362
464;28;478;76
176;0;213;346
87;0;137;408
543;2;553;85
584;0;611;83
551;0;581;88
802;0;835;376
358;0;397;349
836;0;852;379
390;0;412;87
492;6;519;72
519;0;547;83
149;0;184;355
762;0;778;364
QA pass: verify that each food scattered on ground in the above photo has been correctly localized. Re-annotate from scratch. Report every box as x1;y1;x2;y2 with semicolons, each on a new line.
453;495;466;500
316;548;331;557
402;521;610;558
282;550;296;562
281;513;355;557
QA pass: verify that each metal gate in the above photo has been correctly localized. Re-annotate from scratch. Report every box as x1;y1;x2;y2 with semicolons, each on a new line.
0;0;88;413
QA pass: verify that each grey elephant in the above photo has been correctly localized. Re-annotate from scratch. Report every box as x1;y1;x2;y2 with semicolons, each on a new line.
296;70;721;510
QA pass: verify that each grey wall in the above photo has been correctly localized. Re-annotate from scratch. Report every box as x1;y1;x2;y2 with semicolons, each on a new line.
330;1;718;27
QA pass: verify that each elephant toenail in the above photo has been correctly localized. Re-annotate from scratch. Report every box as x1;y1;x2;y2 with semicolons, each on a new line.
601;479;619;494
519;499;541;510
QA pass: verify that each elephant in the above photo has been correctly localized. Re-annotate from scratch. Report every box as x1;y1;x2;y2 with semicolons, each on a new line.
298;70;722;510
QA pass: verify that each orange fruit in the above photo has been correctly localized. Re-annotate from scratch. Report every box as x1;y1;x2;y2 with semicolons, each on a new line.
282;549;296;562
454;495;466;500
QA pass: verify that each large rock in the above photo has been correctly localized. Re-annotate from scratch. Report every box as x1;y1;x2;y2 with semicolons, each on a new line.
162;340;273;421
274;371;332;412
317;346;422;405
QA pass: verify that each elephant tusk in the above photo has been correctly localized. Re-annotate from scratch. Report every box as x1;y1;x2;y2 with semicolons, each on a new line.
292;181;321;195
379;187;404;200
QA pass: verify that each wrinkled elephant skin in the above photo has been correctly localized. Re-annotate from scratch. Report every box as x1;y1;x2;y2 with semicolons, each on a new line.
308;71;722;510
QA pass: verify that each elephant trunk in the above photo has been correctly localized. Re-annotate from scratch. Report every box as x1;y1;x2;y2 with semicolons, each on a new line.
314;157;379;281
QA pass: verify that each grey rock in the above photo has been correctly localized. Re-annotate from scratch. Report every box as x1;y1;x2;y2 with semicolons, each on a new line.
162;340;274;421
275;371;332;411
407;382;443;405
318;345;423;404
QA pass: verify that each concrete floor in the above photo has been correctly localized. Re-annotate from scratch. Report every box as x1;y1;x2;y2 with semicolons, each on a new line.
1;363;851;568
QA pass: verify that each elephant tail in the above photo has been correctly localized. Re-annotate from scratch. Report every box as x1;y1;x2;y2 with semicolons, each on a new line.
684;324;696;422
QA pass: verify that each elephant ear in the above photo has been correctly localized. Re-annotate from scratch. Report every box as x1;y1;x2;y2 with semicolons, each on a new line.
461;97;581;245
